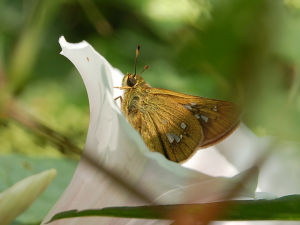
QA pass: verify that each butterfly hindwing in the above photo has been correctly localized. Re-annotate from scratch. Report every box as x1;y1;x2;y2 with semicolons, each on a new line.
189;98;240;147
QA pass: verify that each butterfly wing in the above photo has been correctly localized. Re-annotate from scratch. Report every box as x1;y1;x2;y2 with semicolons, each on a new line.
149;88;240;148
140;96;204;162
121;87;239;162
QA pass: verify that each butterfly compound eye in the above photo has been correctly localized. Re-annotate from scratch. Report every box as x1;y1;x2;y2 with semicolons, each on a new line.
127;76;137;87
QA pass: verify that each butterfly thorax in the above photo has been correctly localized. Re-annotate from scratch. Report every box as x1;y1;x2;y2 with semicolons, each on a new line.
121;73;150;115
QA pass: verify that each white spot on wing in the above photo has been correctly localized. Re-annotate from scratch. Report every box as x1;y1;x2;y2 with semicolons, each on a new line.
173;134;181;143
213;106;218;112
195;114;200;119
191;102;196;106
167;133;182;143
166;133;174;143
183;105;193;110
180;122;187;129
201;115;209;123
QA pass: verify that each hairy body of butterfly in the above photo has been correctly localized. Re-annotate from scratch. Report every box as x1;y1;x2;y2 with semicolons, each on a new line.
117;45;240;163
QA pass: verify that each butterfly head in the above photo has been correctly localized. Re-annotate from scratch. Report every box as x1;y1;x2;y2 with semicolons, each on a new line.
120;45;150;89
122;73;139;87
122;66;149;88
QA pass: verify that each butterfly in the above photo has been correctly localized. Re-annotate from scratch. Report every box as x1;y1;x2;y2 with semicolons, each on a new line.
115;45;240;163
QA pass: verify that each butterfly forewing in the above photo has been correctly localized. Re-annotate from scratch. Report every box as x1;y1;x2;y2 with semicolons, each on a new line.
140;111;166;157
149;88;240;148
139;96;204;162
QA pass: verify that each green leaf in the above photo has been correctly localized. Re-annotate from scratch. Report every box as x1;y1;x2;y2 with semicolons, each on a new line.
48;195;300;223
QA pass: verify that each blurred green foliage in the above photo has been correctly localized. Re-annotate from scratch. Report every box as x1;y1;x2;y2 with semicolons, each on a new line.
1;0;300;155
1;0;300;223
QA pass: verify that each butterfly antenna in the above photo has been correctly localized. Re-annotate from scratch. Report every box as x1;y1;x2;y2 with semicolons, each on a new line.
134;44;140;76
140;64;149;74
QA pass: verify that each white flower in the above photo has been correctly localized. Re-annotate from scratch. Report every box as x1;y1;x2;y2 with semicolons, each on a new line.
42;36;257;225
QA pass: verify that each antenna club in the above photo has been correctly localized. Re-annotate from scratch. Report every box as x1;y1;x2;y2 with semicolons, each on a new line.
136;45;140;58
134;44;141;75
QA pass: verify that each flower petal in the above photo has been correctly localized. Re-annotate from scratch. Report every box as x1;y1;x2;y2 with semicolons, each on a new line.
42;37;257;224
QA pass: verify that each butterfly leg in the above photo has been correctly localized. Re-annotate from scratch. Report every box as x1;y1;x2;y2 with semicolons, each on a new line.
113;86;132;90
114;96;123;103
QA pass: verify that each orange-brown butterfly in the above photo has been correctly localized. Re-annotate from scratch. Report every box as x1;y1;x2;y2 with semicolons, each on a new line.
115;45;240;163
